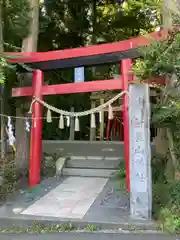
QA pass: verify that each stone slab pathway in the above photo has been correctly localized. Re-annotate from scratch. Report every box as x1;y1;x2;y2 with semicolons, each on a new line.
21;177;108;219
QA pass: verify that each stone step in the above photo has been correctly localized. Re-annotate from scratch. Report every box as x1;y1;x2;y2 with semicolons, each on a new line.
69;156;123;161
62;168;118;178
66;159;120;169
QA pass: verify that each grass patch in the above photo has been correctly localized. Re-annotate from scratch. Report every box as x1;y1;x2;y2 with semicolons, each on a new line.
111;160;126;193
0;222;76;233
159;207;180;233
84;224;98;231
152;181;180;234
0;222;101;233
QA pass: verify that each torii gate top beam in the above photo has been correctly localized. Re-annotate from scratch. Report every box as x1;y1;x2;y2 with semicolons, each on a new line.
6;30;168;72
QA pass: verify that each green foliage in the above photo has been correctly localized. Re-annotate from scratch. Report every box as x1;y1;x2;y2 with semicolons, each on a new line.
111;160;126;193
152;181;180;233
168;181;180;206
0;221;76;233
119;161;126;179
160;206;180;233
133;30;180;81
0;57;16;83
41;152;61;177
85;224;97;231
3;0;31;51
0;157;17;200
96;0;161;42
151;154;167;183
0;58;8;83
152;155;180;232
152;96;180;128
133;30;180;130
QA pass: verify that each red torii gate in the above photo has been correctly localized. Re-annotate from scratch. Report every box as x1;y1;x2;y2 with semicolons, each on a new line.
8;29;167;191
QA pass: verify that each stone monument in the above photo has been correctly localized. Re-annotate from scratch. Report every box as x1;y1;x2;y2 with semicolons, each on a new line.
129;83;152;220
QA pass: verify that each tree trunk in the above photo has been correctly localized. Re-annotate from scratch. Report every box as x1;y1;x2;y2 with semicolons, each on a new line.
154;0;174;156
15;0;39;173
0;0;6;159
165;128;176;180
163;0;180;181
21;0;39;52
162;0;174;29
163;0;180;22
90;0;97;141
0;0;3;53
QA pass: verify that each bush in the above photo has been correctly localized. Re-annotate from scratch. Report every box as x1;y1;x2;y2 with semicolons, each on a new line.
119;161;126;179
152;182;169;219
0;158;17;200
41;152;61;178
151;154;167;184
152;181;180;233
160;206;180;233
151;154;180;233
168;181;180;206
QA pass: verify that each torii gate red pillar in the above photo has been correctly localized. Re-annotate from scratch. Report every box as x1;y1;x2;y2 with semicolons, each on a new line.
29;70;44;187
121;59;132;193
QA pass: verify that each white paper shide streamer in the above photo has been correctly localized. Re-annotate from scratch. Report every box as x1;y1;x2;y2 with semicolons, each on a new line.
108;105;114;120
25;119;30;132
75;117;80;131
99;111;102;123
47;109;52;123
90;113;96;128
59;115;64;129
7;117;15;146
66;116;70;127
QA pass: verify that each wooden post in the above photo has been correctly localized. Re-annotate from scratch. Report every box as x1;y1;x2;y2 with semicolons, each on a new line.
100;98;104;140
69;107;75;140
90;100;96;141
29;70;44;187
